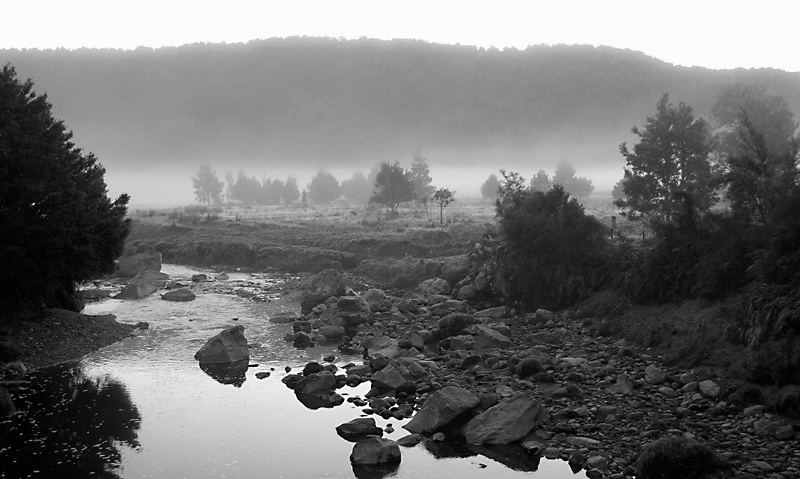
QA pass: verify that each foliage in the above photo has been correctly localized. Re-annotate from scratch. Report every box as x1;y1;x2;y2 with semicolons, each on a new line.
409;151;434;202
712;83;799;159
230;171;261;204
611;178;627;202
616;93;716;222
307;169;341;204
340;171;373;202
370;162;415;211
529;170;551;192
480;173;500;200
432;187;455;224
552;160;594;198
719;114;799;227
0;64;130;312
495;172;609;309
192;164;224;205
635;436;725;479
283;176;301;204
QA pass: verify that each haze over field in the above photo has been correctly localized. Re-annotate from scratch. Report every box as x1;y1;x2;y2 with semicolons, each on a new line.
2;1;798;207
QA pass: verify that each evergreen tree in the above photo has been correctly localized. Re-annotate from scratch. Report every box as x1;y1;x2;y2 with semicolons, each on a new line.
409;151;434;202
553;161;594;199
370;162;415;211
340;171;372;202
192;164;223;205
616;93;715;222
0;65;130;312
480;173;501;200
282;176;300;204
529;170;552;192
307;169;340;204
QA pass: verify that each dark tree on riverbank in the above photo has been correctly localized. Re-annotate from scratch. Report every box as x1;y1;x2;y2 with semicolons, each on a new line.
0;65;130;313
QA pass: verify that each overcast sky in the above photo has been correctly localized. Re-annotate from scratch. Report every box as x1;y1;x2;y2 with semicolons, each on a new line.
2;0;798;72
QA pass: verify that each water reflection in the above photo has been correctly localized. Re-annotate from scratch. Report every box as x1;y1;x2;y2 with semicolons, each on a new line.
352;462;401;479
198;359;249;387
0;362;140;479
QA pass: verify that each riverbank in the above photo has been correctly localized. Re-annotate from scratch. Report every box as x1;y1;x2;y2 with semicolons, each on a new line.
1;308;136;370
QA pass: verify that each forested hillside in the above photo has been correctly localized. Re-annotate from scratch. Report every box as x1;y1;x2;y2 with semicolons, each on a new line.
3;37;798;175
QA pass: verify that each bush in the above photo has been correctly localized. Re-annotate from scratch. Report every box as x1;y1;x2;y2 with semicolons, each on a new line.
495;179;609;309
635;436;725;479
436;313;478;339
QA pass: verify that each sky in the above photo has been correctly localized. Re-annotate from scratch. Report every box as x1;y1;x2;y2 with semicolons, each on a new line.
2;0;798;72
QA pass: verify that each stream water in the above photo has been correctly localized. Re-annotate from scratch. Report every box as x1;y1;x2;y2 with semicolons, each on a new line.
0;265;575;479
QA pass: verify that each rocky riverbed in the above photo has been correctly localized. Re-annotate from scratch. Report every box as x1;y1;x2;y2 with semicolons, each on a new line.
285;270;800;479
3;264;799;479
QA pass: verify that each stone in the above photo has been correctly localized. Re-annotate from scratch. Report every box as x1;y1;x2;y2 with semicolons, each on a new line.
418;278;450;296
132;270;169;283
586;455;608;470
350;437;401;465
336;417;384;442
113;281;157;299
292;331;314;348
474;306;507;319
113;251;162;278
191;274;208;282
362;336;400;360
743;405;765;417
194;325;249;364
269;311;299;324
300;269;348;313
362;289;387;310
464;324;513;349
403;386;480;434
371;358;428;391
775;425;795;440
397;434;422;447
463;394;549;445
215;272;229;280
318;325;346;341
520;434;546;454
427;300;468;315
457;285;477;300
534;308;555;322
645;364;666;385
565;436;600;448
698;380;721;398
294;371;336;394
160;288;195;301
398;331;425;350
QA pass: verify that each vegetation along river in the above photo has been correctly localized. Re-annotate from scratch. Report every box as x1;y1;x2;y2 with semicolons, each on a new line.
0;265;574;479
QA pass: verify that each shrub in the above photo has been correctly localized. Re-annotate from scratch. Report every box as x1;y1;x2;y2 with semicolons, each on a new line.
436;313;477;339
495;177;609;309
635;436;725;479
515;358;542;378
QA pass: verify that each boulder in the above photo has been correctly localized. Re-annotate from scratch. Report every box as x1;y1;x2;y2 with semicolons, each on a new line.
350;437;401;465
371;358;429;390
645;364;666;385
427;300;468;316
194;325;250;364
191;274;208;282
698;380;721;398
300;269;348;313
403;386;480;434
295;391;345;410
362;288;387;310
269;311;299;324
322;295;371;327
417;278;450;296
336;417;384;442
113;281;157;299
113;251;162;278
318;325;346;341
457;285;477;300
161;288;195;302
132;270;169;283
215;272;230;280
464;324;513;349
463;394;549;445
362;336;400;360
294;371;337;394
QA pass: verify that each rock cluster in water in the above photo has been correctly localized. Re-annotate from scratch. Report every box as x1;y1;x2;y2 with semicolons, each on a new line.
280;268;800;479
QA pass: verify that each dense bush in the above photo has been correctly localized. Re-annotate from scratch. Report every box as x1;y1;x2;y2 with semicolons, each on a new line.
495;176;609;309
635;436;726;479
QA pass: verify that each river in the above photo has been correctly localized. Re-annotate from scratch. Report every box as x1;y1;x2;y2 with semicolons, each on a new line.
0;265;574;479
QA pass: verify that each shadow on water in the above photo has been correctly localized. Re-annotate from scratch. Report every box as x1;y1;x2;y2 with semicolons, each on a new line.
198;359;249;387
422;438;543;472
0;361;141;479
352;462;401;479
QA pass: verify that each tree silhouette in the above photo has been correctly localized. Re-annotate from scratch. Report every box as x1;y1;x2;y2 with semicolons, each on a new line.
616;93;715;222
409;151;434;202
370;162;415;211
0;65;130;312
307;169;340;204
433;187;455;224
192;164;223;205
480;174;501;200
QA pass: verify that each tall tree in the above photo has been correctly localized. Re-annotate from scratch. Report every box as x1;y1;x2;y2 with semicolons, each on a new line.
370;162;415;211
340;171;372;202
480;173;501;200
409;151;434;202
192;164;223;205
282;176;300;204
616;93;715;222
529;170;552;192
0;65;130;312
307;169;340;204
553;161;594;199
712;83;798;159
